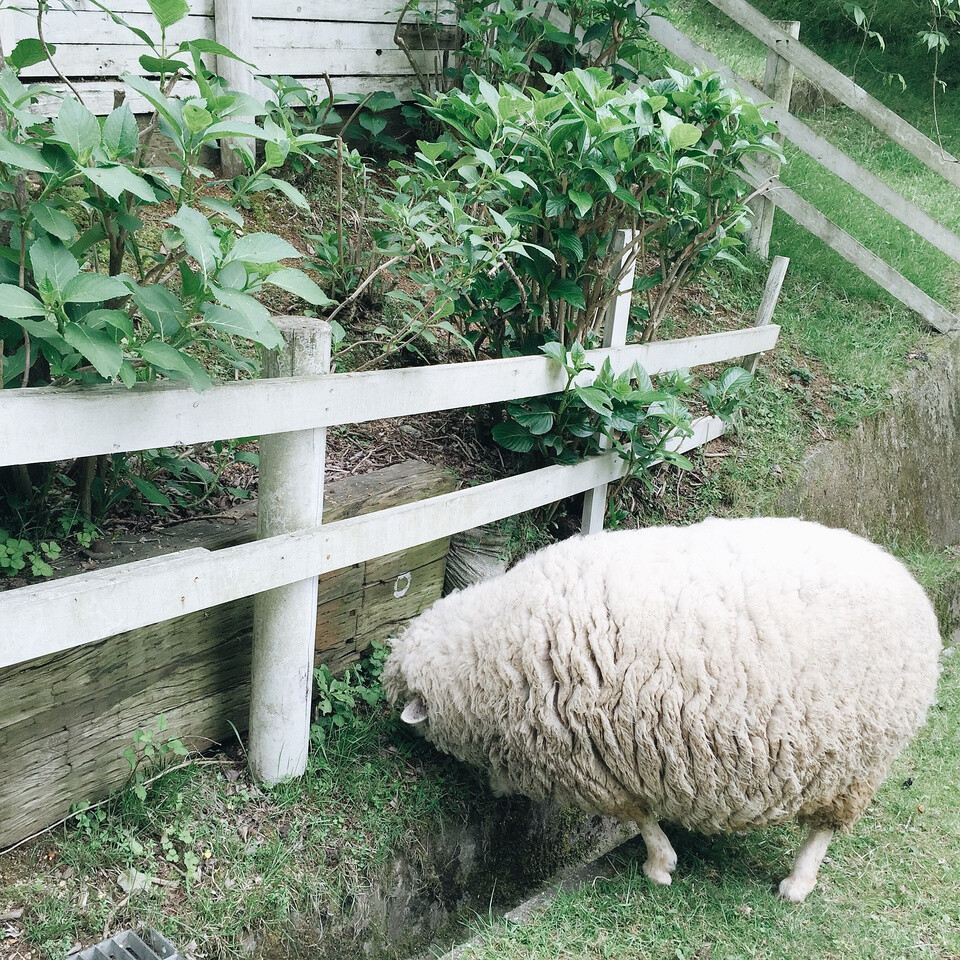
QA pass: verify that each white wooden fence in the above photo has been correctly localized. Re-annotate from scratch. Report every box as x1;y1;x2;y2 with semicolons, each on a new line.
0;318;780;781
648;1;960;333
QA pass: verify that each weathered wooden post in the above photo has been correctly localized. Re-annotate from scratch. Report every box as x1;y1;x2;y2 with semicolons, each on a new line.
249;317;331;785
214;0;256;178
581;229;636;535
741;255;789;374
746;20;800;259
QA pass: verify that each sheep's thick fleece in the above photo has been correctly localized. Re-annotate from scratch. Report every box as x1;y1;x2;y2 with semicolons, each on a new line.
383;517;941;835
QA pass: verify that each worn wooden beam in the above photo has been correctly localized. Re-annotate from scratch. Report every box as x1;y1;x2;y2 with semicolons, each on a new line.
741;256;789;375
0;326;780;466
745;20;799;259
701;0;960;190
646;16;960;269
0;415;733;670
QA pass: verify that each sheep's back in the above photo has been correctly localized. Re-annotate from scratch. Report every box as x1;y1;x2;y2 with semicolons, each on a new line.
479;518;940;832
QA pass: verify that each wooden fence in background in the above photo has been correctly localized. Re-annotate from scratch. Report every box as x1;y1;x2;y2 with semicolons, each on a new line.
647;0;960;333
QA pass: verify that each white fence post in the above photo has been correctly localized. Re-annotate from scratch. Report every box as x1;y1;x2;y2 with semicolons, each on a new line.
249;318;331;786
581;229;636;535
214;0;256;178
746;19;800;259
741;255;789;375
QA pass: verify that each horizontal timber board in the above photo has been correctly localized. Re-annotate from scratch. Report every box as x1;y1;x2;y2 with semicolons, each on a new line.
0;417;725;668
30;75;421;115
741;164;956;332
703;0;960;190
15;42;430;80
647;16;960;268
0;326;778;465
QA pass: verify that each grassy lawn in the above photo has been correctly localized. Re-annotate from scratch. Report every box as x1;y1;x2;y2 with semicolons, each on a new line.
449;655;960;960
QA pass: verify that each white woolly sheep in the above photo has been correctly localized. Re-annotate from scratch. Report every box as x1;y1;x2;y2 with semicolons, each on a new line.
383;517;941;902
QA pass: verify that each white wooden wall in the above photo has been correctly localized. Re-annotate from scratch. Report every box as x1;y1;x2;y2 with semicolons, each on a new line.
0;0;441;114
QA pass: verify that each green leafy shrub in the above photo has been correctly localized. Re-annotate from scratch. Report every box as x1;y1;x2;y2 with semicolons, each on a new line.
407;67;778;355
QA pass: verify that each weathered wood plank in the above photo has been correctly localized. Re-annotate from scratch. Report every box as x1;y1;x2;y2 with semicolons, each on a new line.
646;16;960;268
30;0;402;17
0;416;731;669
28;76;420;117
0;461;455;850
740;163;956;332
0;326;779;466
702;0;960;190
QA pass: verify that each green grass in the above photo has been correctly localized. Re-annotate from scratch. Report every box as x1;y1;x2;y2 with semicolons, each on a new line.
441;656;960;960
3;658;487;960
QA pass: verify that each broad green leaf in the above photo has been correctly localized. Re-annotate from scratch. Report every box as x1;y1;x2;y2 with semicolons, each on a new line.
0;133;53;173
263;175;310;210
203;120;268;142
509;402;554;436
416;140;446;162
147;0;189;29
138;339;212;392
634;271;663;293
668;121;702;151
265;268;334;306
30;237;80;302
203;300;284;351
226;233;300;265
63;324;123;378
131;475;172;508
574;385;613;415
0;284;47;318
200;197;244;227
139;54;190;75
130;283;186;338
83;165;157;202
102;103;140;158
84;308;135;339
8;38;50;71
168;205;220;276
719;365;753;392
568;190;593;218
492;421;536;453
121;75;178;131
62;272;130;304
540;341;568;367
30;202;78;243
550;278;586;311
263;138;290;171
178;38;255;66
183;102;213;135
52;97;101;159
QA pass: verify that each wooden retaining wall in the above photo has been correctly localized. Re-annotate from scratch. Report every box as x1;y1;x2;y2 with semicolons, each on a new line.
0;460;455;850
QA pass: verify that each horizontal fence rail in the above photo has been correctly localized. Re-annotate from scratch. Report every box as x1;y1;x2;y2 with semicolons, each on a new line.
0;418;725;670
0;326;778;466
739;163;956;332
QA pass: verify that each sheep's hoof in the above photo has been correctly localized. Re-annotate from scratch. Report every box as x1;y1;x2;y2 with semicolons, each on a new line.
778;875;816;903
642;861;673;886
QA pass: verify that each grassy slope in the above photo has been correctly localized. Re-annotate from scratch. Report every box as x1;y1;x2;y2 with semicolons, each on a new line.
453;657;960;960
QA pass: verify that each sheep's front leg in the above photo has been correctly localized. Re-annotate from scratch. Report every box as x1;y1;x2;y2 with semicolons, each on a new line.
779;827;834;902
638;815;678;886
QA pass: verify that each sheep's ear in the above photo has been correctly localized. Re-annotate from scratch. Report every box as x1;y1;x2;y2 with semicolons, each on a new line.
401;696;428;725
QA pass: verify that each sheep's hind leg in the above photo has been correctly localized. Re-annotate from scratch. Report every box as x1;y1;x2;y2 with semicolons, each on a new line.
779;826;834;902
638;815;677;886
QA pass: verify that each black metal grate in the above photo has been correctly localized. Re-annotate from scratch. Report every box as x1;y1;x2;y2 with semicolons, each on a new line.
73;928;183;960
